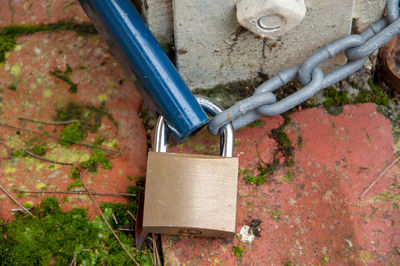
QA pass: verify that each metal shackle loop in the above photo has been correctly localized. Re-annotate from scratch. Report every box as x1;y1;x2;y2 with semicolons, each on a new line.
154;96;235;157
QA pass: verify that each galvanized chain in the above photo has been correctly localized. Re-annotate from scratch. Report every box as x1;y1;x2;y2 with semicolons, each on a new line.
208;0;400;136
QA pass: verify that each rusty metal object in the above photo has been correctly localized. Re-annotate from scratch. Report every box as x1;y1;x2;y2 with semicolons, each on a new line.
377;35;400;95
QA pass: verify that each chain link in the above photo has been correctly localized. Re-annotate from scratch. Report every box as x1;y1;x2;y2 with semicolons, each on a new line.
208;0;400;136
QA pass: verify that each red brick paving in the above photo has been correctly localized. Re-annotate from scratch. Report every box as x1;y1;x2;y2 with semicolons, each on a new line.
0;2;399;265
0;31;147;221
163;104;400;265
0;0;89;26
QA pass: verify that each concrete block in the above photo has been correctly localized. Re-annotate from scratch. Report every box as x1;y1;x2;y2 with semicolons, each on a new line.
261;0;355;77
141;0;386;89
173;0;355;89
172;0;264;89
236;0;307;39
353;0;386;32
139;0;174;45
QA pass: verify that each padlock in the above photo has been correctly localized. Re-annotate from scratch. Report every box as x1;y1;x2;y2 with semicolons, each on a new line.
143;96;239;238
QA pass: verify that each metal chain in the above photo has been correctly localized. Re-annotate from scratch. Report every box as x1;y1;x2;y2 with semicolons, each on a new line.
208;0;400;136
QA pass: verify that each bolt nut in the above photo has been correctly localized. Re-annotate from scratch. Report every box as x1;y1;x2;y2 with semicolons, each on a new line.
236;0;306;39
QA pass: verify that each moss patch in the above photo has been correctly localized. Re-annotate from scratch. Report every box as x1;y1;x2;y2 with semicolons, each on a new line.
49;64;78;93
55;102;83;122
374;191;400;209
355;79;389;107
245;115;296;186
284;170;294;183
271;209;282;220
0;196;152;265
11;148;26;158
248;120;264;128
67;149;112;189
323;80;392;115
30;144;47;156
194;79;262;109
232;245;244;258
323;87;351;115
59;122;86;147
0;22;97;63
68;166;82;190
245;171;266;186
8;84;17;91
56;101;119;147
80;149;112;173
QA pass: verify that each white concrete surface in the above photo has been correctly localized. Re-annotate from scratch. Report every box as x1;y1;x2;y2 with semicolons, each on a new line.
139;0;174;45
354;0;386;31
236;0;306;39
173;0;355;89
138;0;387;89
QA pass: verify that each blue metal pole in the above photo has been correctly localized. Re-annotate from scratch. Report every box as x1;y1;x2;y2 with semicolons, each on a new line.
79;0;209;142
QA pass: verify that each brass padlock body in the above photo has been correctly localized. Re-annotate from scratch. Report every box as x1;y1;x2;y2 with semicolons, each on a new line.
143;151;238;237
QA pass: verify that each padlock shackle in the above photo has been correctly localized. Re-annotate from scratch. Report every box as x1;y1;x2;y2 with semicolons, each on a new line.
154;96;235;157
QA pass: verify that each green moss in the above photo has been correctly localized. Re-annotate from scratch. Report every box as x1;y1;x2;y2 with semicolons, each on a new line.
55;102;83;122
12;148;26;158
30;144;47;156
49;64;78;93
248;120;263;128
355;79;389;106
56;101;119;142
100;201;138;229
59;122;86;147
80;149;112;173
40;197;62;216
67;181;82;190
135;176;145;183
321;254;330;265
284;170;294;183
68;164;87;190
194;79;262;109
94;135;106;146
322;80;390;115
23;202;33;209
297;136;303;148
8;84;17;91
70;166;80;180
323;87;351;115
246;116;296;187
271;209;282;220
244;162;274;186
232;245;244;258
245;174;266;186
61;196;70;203
351;18;359;34
155;35;173;59
0;197;152;265
238;168;249;177
0;22;97;63
126;185;140;195
269;115;295;168
374;191;400;209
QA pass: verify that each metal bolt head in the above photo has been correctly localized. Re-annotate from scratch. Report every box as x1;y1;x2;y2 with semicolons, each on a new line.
236;0;306;39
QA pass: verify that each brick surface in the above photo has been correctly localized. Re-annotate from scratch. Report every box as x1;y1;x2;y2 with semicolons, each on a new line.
162;104;400;265
0;0;89;26
0;1;398;264
0;31;147;221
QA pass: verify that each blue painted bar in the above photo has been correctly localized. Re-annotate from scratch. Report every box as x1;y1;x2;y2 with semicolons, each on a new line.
79;0;209;142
